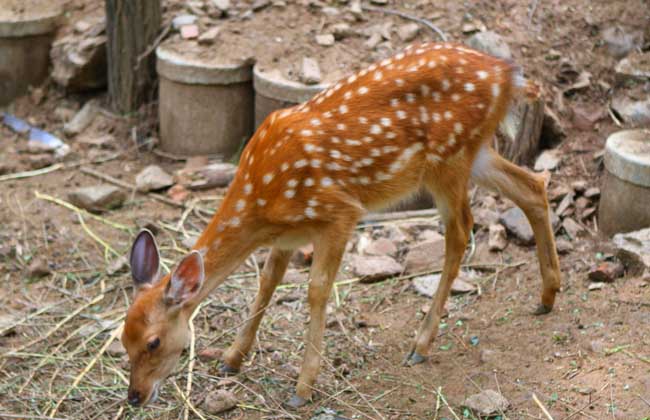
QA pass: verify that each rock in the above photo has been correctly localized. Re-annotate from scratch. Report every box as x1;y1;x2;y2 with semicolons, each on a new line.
488;224;507;251
364;33;383;49
555;191;575;217
106;255;128;276
364;237;397;257
300;57;322;85
370;0;387;4
78;134;116;149
615;52;650;82
25;154;55;169
474;208;500;229
397;23;420;42
413;272;477;297
611;96;650;126
172;14;197;29
168;184;190;203
106;340;126;357
562;217;585;240
556;238;574;254
588;282;604;291
26;139;58;154
51;29;107;91
534;150;561;171
251;0;270;11
63;100;99;136
571;180;588;193
28;258;51;278
203;390;238;414
197;347;223;361
180;24;199;39
601;26;644;59
404;237;446;273
315;33;335;46
68;185;126;212
418;230;442;242
212;0;230;11
584;187;600;199
136;165;174;192
182;236;199;249
331;23;353;40
613;228;650;275
463;389;509;417
588;261;625;283
351;255;403;283
198;26;220;44
575;197;590;210
322;7;340;17
499;207;534;245
384;225;409;244
590;340;606;353
466;31;512;59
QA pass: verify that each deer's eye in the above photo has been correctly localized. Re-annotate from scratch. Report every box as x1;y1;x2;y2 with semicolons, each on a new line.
147;337;160;351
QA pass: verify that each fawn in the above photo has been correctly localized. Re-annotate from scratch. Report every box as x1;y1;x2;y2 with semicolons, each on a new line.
122;42;561;408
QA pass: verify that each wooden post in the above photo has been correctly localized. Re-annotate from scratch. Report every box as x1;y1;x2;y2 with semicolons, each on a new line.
105;0;161;114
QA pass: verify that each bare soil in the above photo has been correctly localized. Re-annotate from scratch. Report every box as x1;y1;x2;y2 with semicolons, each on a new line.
1;1;649;419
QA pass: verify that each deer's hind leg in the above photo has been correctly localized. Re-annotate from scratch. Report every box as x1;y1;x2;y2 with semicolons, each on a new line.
406;163;473;365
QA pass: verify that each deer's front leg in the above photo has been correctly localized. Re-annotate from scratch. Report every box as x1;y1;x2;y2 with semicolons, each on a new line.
288;217;357;408
221;247;292;373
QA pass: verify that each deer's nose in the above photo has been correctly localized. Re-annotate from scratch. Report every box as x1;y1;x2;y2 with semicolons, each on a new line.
127;389;141;406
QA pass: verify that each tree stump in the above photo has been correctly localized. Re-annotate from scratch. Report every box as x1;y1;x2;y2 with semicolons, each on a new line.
105;0;161;114
495;97;545;166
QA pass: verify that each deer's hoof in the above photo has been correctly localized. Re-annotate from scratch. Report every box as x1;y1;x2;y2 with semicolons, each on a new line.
533;303;553;316
403;351;428;366
285;394;308;409
218;363;239;375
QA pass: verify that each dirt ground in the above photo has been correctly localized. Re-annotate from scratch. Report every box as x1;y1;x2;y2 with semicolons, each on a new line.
1;0;649;419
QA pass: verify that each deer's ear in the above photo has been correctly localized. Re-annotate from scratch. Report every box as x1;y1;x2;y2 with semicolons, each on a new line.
164;251;204;306
130;230;160;288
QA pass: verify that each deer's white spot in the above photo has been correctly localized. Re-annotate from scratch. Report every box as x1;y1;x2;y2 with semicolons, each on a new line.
337;123;346;130
305;207;317;219
405;93;416;103
287;179;298;188
284;189;296;198
256;198;267;206
304;178;315;187
396;110;407;119
230;217;241;227
343;91;352;100
263;173;274;184
301;129;313;136
370;125;382;135
339;104;349;114
294;159;308;168
348;74;357;83
492;83;500;97
395;79;405;87
432;112;441;123
464;82;475;92
345;139;362;146
451;93;461;102
380;117;392;127
358;86;369;95
444;111;453;120
373;71;383;81
321;177;333;187
244;183;252;195
454;122;464;134
442;79;451;91
477;70;488;80
331;136;341;144
235;199;245;211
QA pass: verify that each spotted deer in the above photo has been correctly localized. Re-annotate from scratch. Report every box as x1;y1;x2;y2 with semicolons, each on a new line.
122;42;561;408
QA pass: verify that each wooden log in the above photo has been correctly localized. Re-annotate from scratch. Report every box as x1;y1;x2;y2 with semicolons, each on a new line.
105;0;161;113
495;97;545;166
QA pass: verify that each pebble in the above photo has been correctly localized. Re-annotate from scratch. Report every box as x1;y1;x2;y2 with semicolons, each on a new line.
463;389;509;417
397;23;420;42
68;185;126;212
28;258;51;278
588;261;625;283
315;33;335;46
63;100;98;136
351;255;403;283
135;165;174;192
488;224;507;251
404;236;446;273
203;389;238;414
534;149;561;171
300;57;322;85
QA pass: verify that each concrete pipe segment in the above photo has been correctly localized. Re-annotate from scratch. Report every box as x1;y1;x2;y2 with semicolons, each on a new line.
253;64;329;128
0;0;62;106
599;129;650;236
156;41;254;158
